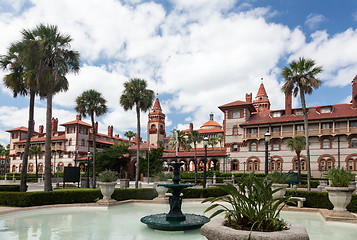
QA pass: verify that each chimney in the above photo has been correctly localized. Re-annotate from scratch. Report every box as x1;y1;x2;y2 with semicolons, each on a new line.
51;118;58;134
189;123;193;131
108;125;113;137
246;93;252;103
39;125;44;134
76;114;81;121
285;91;292;115
95;121;98;134
352;75;357;108
115;134;119;138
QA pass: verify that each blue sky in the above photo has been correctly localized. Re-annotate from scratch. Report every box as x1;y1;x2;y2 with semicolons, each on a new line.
0;0;357;146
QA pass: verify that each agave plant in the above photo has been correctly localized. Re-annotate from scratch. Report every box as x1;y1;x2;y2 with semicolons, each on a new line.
325;168;355;187
98;170;118;182
202;173;289;233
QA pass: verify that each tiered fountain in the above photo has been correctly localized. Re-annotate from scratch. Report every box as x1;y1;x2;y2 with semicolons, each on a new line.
140;162;209;231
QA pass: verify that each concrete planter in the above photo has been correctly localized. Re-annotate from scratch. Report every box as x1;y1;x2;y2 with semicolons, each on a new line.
271;183;289;199
153;182;168;198
325;186;355;211
201;218;309;240
98;182;117;201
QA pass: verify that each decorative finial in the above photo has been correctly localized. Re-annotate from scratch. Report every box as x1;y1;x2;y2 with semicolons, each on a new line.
209;113;214;121
261;77;263;83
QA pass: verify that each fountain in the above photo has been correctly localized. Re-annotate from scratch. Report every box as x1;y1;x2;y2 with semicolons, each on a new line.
140;162;209;231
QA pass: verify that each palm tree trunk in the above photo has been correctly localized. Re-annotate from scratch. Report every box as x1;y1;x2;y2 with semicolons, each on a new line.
300;90;311;191
35;154;38;180
20;90;35;192
44;92;53;191
91;113;96;189
194;142;197;184
297;152;301;185
135;105;141;189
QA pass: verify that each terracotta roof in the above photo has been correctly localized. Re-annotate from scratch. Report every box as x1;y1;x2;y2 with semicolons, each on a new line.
6;126;29;132
197;128;224;134
256;83;267;97
218;100;256;112
240;103;357;126
60;119;92;127
15;134;66;143
201;120;221;128
128;142;157;151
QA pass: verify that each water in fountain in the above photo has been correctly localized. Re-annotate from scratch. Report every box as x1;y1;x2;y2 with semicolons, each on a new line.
140;162;210;231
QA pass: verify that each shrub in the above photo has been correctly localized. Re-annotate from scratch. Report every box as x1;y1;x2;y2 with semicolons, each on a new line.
286;190;333;210
182;187;227;198
0;188;157;207
268;171;287;184
0;185;20;192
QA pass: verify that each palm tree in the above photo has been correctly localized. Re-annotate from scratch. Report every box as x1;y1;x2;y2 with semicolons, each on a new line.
29;145;42;180
124;131;135;146
169;130;187;151
75;90;107;188
187;130;202;184
217;134;224;151
208;137;218;150
287;136;306;185
120;78;154;188
0;28;44;191
29;24;80;191
281;57;322;191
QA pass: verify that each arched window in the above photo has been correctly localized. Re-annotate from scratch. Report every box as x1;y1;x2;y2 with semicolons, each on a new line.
151;124;156;129
248;161;253;171
68;139;72;146
12;165;16;172
28;163;34;172
346;155;357;170
68;163;72;167
38;163;43;173
319;156;334;171
351;137;357;148
301;160;306;171
232;160;239;171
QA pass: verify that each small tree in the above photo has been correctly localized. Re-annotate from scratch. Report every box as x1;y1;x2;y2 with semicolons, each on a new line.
124;131;135;146
29;145;42;180
187;130;202;184
96;143;129;173
208;137;218;150
139;147;164;177
287;136;306;185
217;134;224;151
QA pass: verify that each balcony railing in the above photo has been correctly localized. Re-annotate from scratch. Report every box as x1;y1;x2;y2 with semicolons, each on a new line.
243;127;357;140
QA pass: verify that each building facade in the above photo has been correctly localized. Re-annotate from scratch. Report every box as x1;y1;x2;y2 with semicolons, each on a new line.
7;115;130;174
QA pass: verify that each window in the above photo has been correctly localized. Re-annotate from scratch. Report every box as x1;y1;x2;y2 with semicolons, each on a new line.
321;107;331;114
232;160;239;171
28;163;34;172
271;161;275;171
80;128;86;134
254;161;258;171
350;121;357;128
233;144;238;152
301;160;306;171
250;142;257;151
249;128;257;134
273;111;281;118
232;111;242;119
276;161;281;170
351;138;357;148
58;162;64;172
272;126;280;132
296;125;304;131
296;110;303;115
81;139;85;146
272;142;279;151
248;161;253;171
322;139;330;149
151;124;156;129
322;123;331;129
67;127;75;133
233;127;238;135
347;156;357;170
319;157;333;171
68;139;72;146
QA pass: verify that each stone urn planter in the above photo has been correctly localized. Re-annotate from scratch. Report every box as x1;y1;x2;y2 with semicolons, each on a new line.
325;186;355;211
201;218;309;240
153;182;168;198
98;182;117;202
271;183;289;199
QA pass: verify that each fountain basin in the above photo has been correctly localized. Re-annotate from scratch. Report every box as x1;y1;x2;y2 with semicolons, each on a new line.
140;213;209;231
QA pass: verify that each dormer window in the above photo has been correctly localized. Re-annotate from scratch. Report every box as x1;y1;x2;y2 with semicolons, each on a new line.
296;110;303;115
321;107;331;114
232;111;243;119
272;111;281;118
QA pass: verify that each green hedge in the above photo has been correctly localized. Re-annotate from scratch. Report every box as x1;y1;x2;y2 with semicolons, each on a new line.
182;187;227;199
0;188;157;207
0;185;20;192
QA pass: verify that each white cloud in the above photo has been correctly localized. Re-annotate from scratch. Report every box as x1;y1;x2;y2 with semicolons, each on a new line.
305;13;326;30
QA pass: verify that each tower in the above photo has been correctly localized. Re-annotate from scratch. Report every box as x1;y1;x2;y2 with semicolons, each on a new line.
252;78;270;112
148;98;166;146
